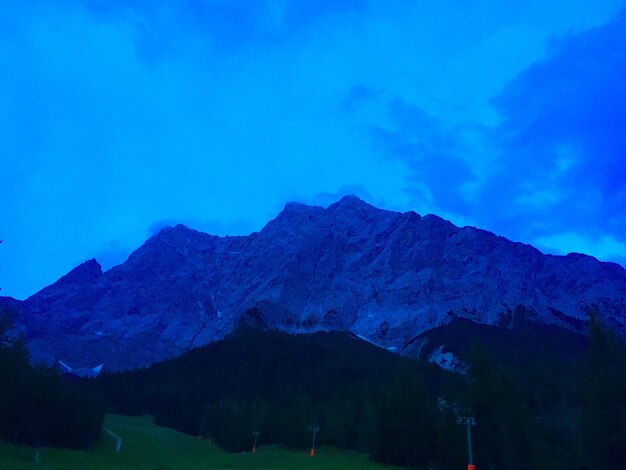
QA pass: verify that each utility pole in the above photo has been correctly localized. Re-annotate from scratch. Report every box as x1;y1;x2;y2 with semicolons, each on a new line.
309;425;319;456
457;415;476;470
252;431;260;453
437;399;477;470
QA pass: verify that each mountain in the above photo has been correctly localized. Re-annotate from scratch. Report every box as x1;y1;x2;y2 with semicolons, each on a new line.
3;195;626;370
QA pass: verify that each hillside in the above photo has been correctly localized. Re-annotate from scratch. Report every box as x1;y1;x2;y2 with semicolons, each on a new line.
93;322;626;469
96;328;454;452
0;414;400;470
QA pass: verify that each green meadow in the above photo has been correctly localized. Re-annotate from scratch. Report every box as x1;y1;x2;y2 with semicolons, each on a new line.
0;414;400;469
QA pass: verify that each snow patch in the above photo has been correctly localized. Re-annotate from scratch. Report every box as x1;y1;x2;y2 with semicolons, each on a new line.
428;345;468;374
57;360;104;378
354;334;396;351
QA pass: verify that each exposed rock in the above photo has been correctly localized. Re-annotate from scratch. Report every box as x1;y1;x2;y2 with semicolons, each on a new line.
9;195;626;370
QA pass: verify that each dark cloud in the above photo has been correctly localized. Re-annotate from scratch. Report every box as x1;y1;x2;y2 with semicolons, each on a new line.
364;9;626;262
478;10;626;245
369;98;477;216
342;85;380;111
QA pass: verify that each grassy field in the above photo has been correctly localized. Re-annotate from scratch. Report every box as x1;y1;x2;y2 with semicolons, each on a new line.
0;414;401;469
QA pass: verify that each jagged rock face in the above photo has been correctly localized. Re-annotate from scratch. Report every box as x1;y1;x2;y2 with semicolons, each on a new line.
7;195;626;370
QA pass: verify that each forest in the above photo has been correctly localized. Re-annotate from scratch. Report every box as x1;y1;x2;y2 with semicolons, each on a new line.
0;308;104;449
95;318;625;469
1;306;625;469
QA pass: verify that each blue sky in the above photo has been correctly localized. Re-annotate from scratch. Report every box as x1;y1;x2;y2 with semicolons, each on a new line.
1;0;625;299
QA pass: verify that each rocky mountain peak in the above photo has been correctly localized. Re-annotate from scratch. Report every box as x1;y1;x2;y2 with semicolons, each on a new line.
327;194;382;218
331;194;370;208
151;224;200;242
43;259;102;291
10;196;626;371
273;200;323;220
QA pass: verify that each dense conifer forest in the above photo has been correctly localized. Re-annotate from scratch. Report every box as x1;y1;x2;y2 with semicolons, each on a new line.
95;319;626;469
1;303;625;468
0;309;104;449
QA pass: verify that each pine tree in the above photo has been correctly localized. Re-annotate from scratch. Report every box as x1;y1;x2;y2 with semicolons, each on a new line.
372;364;436;468
580;314;626;469
467;344;543;469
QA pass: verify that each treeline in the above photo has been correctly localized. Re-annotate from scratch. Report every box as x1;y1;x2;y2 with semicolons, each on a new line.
96;320;626;469
0;310;104;449
97;329;458;453
1;302;623;468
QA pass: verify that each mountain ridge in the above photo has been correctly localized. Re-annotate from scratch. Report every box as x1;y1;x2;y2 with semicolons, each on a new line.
3;195;625;370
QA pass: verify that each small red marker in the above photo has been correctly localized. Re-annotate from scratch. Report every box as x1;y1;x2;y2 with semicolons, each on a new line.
252;431;260;453
309;425;319;457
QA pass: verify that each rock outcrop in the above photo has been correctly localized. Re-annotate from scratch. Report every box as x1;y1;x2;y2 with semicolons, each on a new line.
5;196;626;370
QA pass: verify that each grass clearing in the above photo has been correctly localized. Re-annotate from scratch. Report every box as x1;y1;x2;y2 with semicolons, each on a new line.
0;414;400;469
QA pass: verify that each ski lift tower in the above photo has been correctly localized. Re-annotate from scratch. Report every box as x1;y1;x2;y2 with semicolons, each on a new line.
457;414;477;470
252;431;260;453
437;398;477;470
309;425;319;456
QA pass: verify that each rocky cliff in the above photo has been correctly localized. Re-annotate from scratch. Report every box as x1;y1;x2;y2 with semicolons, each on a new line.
4;195;626;370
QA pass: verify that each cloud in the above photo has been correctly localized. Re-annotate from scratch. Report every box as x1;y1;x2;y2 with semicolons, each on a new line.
148;220;176;236
1;0;625;298
0;0;411;298
359;7;626;265
476;10;626;243
60;0;367;58
309;186;379;208
367;98;479;218
534;232;626;263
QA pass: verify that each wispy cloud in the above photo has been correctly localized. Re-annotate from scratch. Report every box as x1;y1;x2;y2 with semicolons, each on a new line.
1;0;624;298
534;233;626;263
